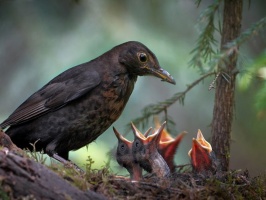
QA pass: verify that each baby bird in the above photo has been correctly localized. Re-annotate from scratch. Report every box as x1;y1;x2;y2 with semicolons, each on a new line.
113;126;150;181
188;129;217;173
150;118;186;172
132;122;170;178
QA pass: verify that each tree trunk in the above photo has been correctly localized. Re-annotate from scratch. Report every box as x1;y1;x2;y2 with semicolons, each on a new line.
0;150;105;200
211;0;243;171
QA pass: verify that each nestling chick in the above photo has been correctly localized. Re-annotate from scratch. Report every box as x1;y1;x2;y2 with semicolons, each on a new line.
132;122;170;178
188;129;217;173
150;117;186;172
113;127;143;181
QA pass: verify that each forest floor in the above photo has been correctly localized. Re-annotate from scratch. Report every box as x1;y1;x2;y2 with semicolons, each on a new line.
52;161;266;200
0;148;265;199
0;127;265;200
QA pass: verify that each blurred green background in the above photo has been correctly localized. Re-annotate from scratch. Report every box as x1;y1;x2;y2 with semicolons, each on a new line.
0;0;265;177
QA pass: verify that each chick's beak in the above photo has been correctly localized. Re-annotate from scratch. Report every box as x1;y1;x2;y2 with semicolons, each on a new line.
189;138;212;171
149;67;176;85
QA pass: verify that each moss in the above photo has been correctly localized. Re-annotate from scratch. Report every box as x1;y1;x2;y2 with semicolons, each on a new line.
0;187;9;200
20;148;266;199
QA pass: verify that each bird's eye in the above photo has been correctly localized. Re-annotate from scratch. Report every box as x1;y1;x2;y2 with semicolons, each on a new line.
120;143;125;151
135;141;138;147
138;53;148;63
135;140;140;148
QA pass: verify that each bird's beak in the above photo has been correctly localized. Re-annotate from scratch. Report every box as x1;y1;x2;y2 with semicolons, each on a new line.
131;122;146;140
159;131;186;152
188;130;212;157
149;67;176;85
113;127;132;146
188;138;212;171
195;129;212;153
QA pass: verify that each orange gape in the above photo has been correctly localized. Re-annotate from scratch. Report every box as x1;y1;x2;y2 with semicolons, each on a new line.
132;122;170;178
151;118;186;172
113;120;186;180
188;130;213;173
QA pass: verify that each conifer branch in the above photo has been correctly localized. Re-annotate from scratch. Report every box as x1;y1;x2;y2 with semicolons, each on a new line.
189;0;221;72
209;16;266;72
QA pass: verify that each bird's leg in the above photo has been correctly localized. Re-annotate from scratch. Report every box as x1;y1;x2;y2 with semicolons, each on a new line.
52;153;69;164
51;153;85;174
46;143;84;174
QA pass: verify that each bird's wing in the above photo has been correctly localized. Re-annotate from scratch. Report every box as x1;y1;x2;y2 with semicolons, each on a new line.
1;70;101;128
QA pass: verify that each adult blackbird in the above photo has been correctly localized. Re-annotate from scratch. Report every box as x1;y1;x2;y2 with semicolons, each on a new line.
0;41;175;164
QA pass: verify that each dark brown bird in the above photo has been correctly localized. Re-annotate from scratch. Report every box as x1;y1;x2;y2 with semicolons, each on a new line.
132;122;170;178
0;41;175;165
188;129;217;173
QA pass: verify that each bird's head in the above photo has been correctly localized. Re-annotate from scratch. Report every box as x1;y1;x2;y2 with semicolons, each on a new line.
131;122;152;164
113;127;132;166
113;127;142;181
131;122;167;173
151;117;186;172
188;129;215;173
118;41;176;85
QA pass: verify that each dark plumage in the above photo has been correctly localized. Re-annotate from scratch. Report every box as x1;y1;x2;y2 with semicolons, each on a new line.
0;41;175;164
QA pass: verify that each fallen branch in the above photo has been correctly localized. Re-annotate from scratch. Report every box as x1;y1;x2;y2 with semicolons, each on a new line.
0;130;105;199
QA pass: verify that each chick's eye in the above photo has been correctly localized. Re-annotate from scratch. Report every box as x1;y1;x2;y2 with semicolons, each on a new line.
139;53;147;63
120;144;125;151
134;140;141;148
135;141;139;147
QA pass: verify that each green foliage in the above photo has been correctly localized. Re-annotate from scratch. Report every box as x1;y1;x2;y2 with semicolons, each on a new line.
131;1;266;132
255;81;266;115
26;140;47;165
0;185;9;200
196;16;266;74
204;170;266;199
225;17;266;49
85;156;95;177
189;0;221;73
84;156;112;186
194;0;202;8
47;156;113;191
249;174;266;198
238;50;266;116
27;151;47;165
190;1;266;75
